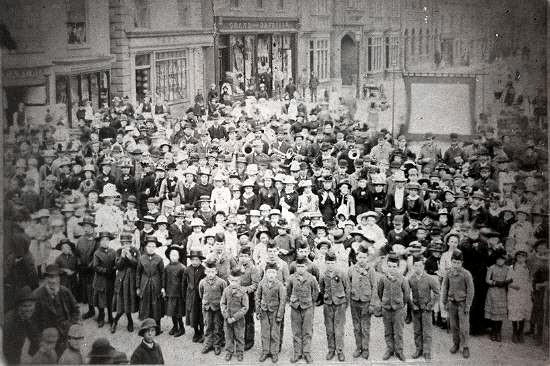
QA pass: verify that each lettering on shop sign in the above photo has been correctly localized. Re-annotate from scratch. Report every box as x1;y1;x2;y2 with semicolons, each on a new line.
219;18;299;32
4;67;49;80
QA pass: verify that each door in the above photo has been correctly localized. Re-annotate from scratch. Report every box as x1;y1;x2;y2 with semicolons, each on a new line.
340;34;358;86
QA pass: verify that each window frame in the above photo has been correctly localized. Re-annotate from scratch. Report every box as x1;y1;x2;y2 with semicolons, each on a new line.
154;50;189;103
66;0;87;47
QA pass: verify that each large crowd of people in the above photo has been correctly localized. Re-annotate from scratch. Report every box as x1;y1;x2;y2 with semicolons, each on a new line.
3;73;548;364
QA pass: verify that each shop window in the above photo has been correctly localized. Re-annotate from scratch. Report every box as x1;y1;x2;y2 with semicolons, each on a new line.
67;0;86;45
308;39;329;81
6;85;48;107
134;0;150;28
368;36;383;72
135;54;151;103
155;50;188;102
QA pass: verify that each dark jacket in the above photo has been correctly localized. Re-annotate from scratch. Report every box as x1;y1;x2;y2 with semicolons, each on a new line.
3;309;42;364
130;341;164;364
183;264;206;327
32;285;80;335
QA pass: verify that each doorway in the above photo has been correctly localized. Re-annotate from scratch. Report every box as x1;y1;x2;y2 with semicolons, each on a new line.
340;34;358;86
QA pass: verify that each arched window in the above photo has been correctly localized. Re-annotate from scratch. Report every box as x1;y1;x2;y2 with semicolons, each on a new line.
418;29;423;55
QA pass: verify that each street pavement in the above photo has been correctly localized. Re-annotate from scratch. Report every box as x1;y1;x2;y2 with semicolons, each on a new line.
78;304;547;365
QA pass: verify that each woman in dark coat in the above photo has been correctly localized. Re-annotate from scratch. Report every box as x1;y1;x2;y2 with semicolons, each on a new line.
92;232;117;328
137;236;165;335
163;246;186;337
111;233;139;333
54;239;78;295
182;250;206;342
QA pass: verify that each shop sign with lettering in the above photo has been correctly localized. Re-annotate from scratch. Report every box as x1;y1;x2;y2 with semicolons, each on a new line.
218;17;299;32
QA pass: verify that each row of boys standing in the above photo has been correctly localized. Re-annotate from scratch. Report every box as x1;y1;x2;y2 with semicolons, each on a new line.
89;229;474;363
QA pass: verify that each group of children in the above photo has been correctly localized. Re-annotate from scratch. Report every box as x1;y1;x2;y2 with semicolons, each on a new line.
5;67;549;365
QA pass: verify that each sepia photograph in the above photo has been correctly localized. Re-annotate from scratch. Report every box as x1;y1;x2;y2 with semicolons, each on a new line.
0;0;548;364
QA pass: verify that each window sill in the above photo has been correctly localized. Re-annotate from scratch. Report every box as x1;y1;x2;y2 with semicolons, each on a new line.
166;98;190;106
67;44;91;51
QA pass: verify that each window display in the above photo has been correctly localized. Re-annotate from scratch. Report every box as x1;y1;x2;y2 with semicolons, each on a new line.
155;50;188;102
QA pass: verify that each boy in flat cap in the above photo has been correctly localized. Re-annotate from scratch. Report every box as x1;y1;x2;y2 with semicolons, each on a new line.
441;249;475;359
320;249;350;362
237;246;261;351
256;261;286;363
378;253;411;361
287;256;319;363
408;255;440;360
199;258;227;355
348;244;380;360
220;268;249;361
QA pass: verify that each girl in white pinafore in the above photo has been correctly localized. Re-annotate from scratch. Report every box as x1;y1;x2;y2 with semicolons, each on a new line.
506;247;532;343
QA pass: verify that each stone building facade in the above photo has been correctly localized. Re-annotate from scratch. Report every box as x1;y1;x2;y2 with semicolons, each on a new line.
1;0;113;126
109;0;214;116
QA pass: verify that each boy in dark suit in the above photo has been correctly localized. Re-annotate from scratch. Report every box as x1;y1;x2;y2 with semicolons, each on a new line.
199;258;227;355
287;257;319;364
183;250;206;342
378;253;411;361
319;250;350;362
221;269;249;361
408;255;440;360
256;262;286;363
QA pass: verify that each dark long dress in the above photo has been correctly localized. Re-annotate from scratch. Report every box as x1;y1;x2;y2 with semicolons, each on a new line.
55;252;78;295
137;253;165;320
163;262;186;317
113;247;139;314
183;264;205;327
460;239;489;335
92;247;117;308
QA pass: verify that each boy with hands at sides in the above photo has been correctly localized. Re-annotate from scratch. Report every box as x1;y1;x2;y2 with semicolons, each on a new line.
256;261;286;363
286;257;319;364
220;268;249;362
408;255;440;360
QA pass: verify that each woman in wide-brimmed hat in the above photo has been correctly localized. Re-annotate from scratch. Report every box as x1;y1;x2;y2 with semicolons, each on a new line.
54;239;78;293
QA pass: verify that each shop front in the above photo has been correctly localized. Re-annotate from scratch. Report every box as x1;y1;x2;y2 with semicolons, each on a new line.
122;30;213;116
53;56;113;126
215;17;300;96
3;66;51;128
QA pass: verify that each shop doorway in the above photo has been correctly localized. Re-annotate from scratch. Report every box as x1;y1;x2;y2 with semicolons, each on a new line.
341;34;358;86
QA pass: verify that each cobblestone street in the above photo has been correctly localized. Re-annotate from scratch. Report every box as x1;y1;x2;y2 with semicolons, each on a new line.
78;304;547;365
